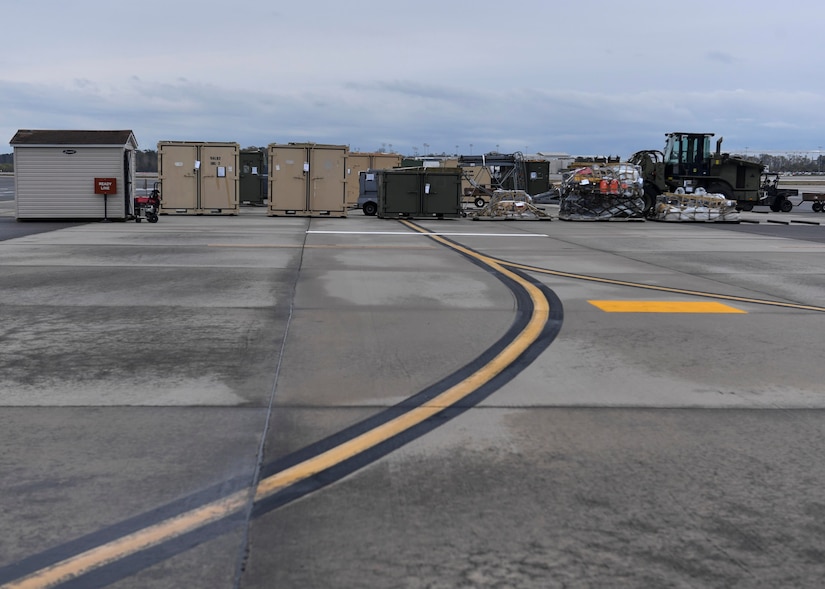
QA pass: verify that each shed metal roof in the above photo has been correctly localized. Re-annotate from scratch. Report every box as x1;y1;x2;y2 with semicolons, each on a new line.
10;129;137;147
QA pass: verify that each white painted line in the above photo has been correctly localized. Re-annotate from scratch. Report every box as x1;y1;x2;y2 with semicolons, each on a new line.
306;230;548;237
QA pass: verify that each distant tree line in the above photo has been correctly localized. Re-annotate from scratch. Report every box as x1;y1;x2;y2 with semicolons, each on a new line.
0;150;159;173
747;153;825;174
135;149;157;172
133;147;264;172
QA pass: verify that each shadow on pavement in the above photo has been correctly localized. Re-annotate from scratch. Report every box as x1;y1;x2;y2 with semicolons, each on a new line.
0;218;90;241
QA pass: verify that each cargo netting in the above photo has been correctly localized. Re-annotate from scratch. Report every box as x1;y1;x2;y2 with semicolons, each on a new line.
559;163;645;220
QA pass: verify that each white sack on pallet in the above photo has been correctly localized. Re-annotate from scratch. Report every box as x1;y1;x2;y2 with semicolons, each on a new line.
651;191;740;222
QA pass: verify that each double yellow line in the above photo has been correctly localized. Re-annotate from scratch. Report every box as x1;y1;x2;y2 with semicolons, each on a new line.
4;223;553;589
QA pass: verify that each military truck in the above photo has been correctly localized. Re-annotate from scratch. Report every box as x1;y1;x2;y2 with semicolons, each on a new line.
628;132;764;213
757;172;797;212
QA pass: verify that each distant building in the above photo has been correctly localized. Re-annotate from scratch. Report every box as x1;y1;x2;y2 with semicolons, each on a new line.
534;152;574;174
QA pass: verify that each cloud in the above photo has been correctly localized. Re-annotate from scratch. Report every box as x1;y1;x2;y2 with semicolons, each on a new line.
706;51;736;64
5;1;825;159
4;74;825;157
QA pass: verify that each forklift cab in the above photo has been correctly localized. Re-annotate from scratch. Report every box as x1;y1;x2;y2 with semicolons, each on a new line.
663;133;713;176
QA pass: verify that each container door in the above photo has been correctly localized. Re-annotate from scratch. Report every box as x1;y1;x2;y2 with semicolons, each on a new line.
239;150;264;205
525;161;550;196
269;145;309;211
200;144;238;210
159;144;198;210
308;146;346;213
345;154;370;207
380;172;420;215
422;171;461;216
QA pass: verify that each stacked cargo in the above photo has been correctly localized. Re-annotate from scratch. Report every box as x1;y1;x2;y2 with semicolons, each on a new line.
157;141;240;215
267;143;348;217
559;163;645;220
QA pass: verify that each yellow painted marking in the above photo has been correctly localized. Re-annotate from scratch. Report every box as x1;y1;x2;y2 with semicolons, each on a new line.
256;221;549;501
5;492;249;589
589;300;746;313
5;220;551;589
496;259;825;313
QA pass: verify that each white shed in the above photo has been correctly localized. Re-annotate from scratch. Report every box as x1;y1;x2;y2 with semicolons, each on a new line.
10;129;138;220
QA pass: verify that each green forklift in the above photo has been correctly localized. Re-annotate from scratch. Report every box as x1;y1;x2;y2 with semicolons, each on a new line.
629;132;764;213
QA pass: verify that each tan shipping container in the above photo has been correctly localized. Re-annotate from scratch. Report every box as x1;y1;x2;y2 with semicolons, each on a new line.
461;163;493;193
344;152;401;207
199;143;239;213
158;141;239;215
268;143;348;217
158;142;199;213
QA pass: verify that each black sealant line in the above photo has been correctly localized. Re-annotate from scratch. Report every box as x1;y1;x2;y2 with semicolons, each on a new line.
253;274;563;518
48;514;248;589
0;222;564;588
232;216;312;588
255;226;564;481
0;477;252;585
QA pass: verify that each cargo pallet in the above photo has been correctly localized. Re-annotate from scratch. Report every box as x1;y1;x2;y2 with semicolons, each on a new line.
471;190;553;221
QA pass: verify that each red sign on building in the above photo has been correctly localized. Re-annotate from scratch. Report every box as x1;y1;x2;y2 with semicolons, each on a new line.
94;178;117;194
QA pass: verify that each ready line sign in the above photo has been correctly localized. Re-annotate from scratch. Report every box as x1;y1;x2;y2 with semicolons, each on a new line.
94;177;117;194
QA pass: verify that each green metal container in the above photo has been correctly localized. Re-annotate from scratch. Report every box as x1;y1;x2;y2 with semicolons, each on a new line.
377;167;462;219
500;159;551;195
525;160;551;195
239;149;265;206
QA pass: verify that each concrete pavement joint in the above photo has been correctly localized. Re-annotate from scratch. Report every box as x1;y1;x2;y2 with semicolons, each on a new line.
0;218;564;589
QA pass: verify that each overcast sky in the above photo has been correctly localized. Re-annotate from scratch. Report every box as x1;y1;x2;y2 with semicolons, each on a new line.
3;0;824;158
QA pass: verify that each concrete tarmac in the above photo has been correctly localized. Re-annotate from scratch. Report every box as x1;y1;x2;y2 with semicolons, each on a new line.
1;205;825;588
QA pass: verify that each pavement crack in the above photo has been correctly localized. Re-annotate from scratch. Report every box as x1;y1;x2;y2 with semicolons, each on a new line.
231;217;310;588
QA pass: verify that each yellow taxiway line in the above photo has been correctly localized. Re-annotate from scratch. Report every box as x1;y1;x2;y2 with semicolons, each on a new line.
3;222;552;589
